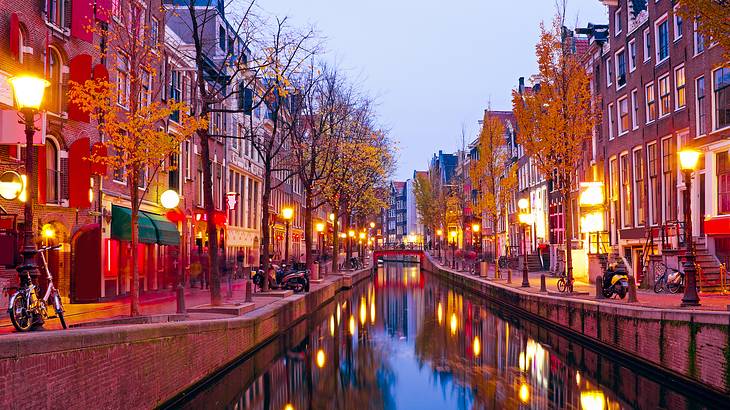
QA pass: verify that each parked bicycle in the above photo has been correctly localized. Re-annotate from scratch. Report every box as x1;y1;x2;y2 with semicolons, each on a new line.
556;270;572;293
653;262;684;294
7;244;66;331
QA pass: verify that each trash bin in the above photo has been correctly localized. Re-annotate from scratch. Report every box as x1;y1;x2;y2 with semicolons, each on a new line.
311;262;320;281
480;261;488;278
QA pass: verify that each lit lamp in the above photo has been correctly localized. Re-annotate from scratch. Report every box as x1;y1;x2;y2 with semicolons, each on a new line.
679;148;701;306
369;221;375;229
9;74;49;279
0;171;24;200
282;206;294;262
159;188;185;313
518;198;534;288
472;223;481;256
436;228;443;259
160;189;180;209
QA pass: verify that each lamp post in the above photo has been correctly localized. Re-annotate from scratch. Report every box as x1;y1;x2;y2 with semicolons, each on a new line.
450;230;457;269
348;229;355;266
161;189;186;313
436;229;443;260
518;198;534;288
359;231;366;262
8;75;49;282
472;223;481;257
679;148;701;306
315;222;325;262
282;207;294;263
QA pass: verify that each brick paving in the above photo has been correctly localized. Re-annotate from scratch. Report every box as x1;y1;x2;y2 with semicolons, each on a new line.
433;253;730;312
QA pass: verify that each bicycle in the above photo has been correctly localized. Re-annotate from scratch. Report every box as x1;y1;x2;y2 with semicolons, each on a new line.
556;270;572;293
7;244;66;331
653;262;684;294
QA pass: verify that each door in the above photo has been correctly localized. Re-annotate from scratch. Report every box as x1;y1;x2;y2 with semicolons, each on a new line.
699;173;706;236
71;224;101;303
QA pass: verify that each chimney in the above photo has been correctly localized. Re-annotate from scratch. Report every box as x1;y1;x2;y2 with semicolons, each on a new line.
518;77;525;94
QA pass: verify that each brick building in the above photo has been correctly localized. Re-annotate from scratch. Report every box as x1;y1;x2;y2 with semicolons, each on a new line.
595;0;729;287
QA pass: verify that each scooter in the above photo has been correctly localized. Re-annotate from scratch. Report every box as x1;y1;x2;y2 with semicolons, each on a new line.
253;264;310;293
602;270;629;299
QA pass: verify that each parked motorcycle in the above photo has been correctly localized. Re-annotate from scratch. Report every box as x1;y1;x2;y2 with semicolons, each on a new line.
252;264;310;293
602;265;629;299
7;244;66;331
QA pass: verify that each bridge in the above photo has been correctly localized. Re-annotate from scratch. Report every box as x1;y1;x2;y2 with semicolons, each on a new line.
372;247;425;265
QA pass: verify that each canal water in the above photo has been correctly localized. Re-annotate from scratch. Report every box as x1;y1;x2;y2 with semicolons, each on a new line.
175;263;714;410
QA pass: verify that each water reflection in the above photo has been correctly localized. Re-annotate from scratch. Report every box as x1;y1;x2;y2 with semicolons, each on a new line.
178;263;712;410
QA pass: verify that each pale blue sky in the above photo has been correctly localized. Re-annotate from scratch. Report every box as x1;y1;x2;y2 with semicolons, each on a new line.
263;0;608;180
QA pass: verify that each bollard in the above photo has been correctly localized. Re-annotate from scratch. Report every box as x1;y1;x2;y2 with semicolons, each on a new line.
507;269;512;284
595;275;604;299
540;274;547;292
176;283;186;314
245;280;253;303
628;275;639;303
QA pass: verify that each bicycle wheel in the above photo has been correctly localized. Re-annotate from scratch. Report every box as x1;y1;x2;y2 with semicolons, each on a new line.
667;276;683;294
557;277;566;293
653;276;665;293
9;293;33;332
53;294;67;329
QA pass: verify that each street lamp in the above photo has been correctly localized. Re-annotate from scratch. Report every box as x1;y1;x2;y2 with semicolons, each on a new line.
450;230;457;269
9;74;49;282
316;222;325;263
160;189;187;313
679;148;701;306
472;223;481;256
282;206;294;262
518;199;534;288
436;229;443;260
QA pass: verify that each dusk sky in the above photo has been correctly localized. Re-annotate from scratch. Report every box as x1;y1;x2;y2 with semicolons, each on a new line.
264;0;608;180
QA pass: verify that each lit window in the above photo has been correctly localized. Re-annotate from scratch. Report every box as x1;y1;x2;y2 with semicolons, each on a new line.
674;66;686;109
645;83;657;123
46;139;59;203
633;148;645;226
47;47;64;113
658;75;671;117
618;96;629;134
713;67;730;130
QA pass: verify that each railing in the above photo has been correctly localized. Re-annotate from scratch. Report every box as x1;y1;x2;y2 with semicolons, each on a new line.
698;263;729;294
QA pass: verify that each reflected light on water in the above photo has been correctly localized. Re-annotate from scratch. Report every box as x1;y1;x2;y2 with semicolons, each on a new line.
349;315;355;335
316;349;326;368
330;315;335;337
518;382;530;404
370;301;376;324
437;302;443;325
576;371;581;386
284;404;294;410
359;298;367;326
449;313;457;335
580;390;605;410
336;304;341;324
472;336;480;357
518;352;526;371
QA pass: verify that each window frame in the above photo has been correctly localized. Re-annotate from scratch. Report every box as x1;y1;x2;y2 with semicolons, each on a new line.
615;8;622;36
658;74;671;118
631;88;639;130
712;67;730;132
628;39;637;72
643;27;652;63
116;53;131;109
694;18;705;56
647;142;660;226
674;65;686;110
606;57;613;87
673;4;683;41
615;47;627;90
608;102;615;141
645;82;657;123
655;13;670;64
633;146;646;227
619;152;633;228
696;75;707;137
618;95;630;135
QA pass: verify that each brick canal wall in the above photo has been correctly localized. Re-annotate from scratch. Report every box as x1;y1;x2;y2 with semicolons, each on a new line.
421;255;730;396
0;269;371;409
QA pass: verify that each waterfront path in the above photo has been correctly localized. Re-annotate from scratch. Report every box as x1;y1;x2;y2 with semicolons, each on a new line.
433;253;730;312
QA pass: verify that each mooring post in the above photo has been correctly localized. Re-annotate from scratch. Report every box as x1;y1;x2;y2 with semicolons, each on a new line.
595;275;604;299
628;275;639;303
540;274;547;292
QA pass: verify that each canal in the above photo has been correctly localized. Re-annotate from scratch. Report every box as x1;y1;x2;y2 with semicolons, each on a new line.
172;262;714;410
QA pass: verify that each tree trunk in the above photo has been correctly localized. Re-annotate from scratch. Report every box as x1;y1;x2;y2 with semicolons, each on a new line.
260;162;272;291
199;130;221;305
331;207;339;273
304;188;314;271
129;168;140;316
345;211;352;263
564;189;574;292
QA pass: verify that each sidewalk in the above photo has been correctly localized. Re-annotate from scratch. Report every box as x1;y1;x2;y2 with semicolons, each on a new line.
433;253;730;312
0;270;353;334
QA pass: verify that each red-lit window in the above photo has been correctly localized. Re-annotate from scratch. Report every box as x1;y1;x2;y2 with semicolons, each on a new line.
718;152;730;214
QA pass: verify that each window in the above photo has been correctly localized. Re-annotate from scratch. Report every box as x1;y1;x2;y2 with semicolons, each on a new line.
139;70;151;108
645;82;657;123
116;54;130;108
168;153;179;191
219;25;226;50
150;17;159;46
694;18;705;55
170;70;181;122
647;143;660;225
606;57;613;86
620;153;633;227
662;137;676;221
634;148;645;226
697;76;707;136
658;75;671;117
184;141;191;180
48;0;66;28
615;9;622;35
628;39;637;72
46;47;63;113
655;15;669;62
618;96;630;135
713;67;730;130
719;152;730;214
608;103;615;140
616;49;626;88
46;139;59;204
631;89;639;129
643;28;651;62
673;5;683;40
197;168;204;206
111;144;126;183
674;66;686;109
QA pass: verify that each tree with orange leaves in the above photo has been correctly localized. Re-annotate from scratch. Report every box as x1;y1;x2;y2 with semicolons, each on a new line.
678;0;730;59
512;16;600;291
68;4;205;316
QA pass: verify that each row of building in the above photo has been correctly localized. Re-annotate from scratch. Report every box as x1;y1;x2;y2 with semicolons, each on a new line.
0;0;334;306
396;0;730;289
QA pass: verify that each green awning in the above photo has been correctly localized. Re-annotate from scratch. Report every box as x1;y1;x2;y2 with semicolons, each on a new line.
143;211;180;246
111;205;157;244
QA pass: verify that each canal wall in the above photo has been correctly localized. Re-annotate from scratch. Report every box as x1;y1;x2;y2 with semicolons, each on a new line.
421;254;730;396
0;269;371;409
